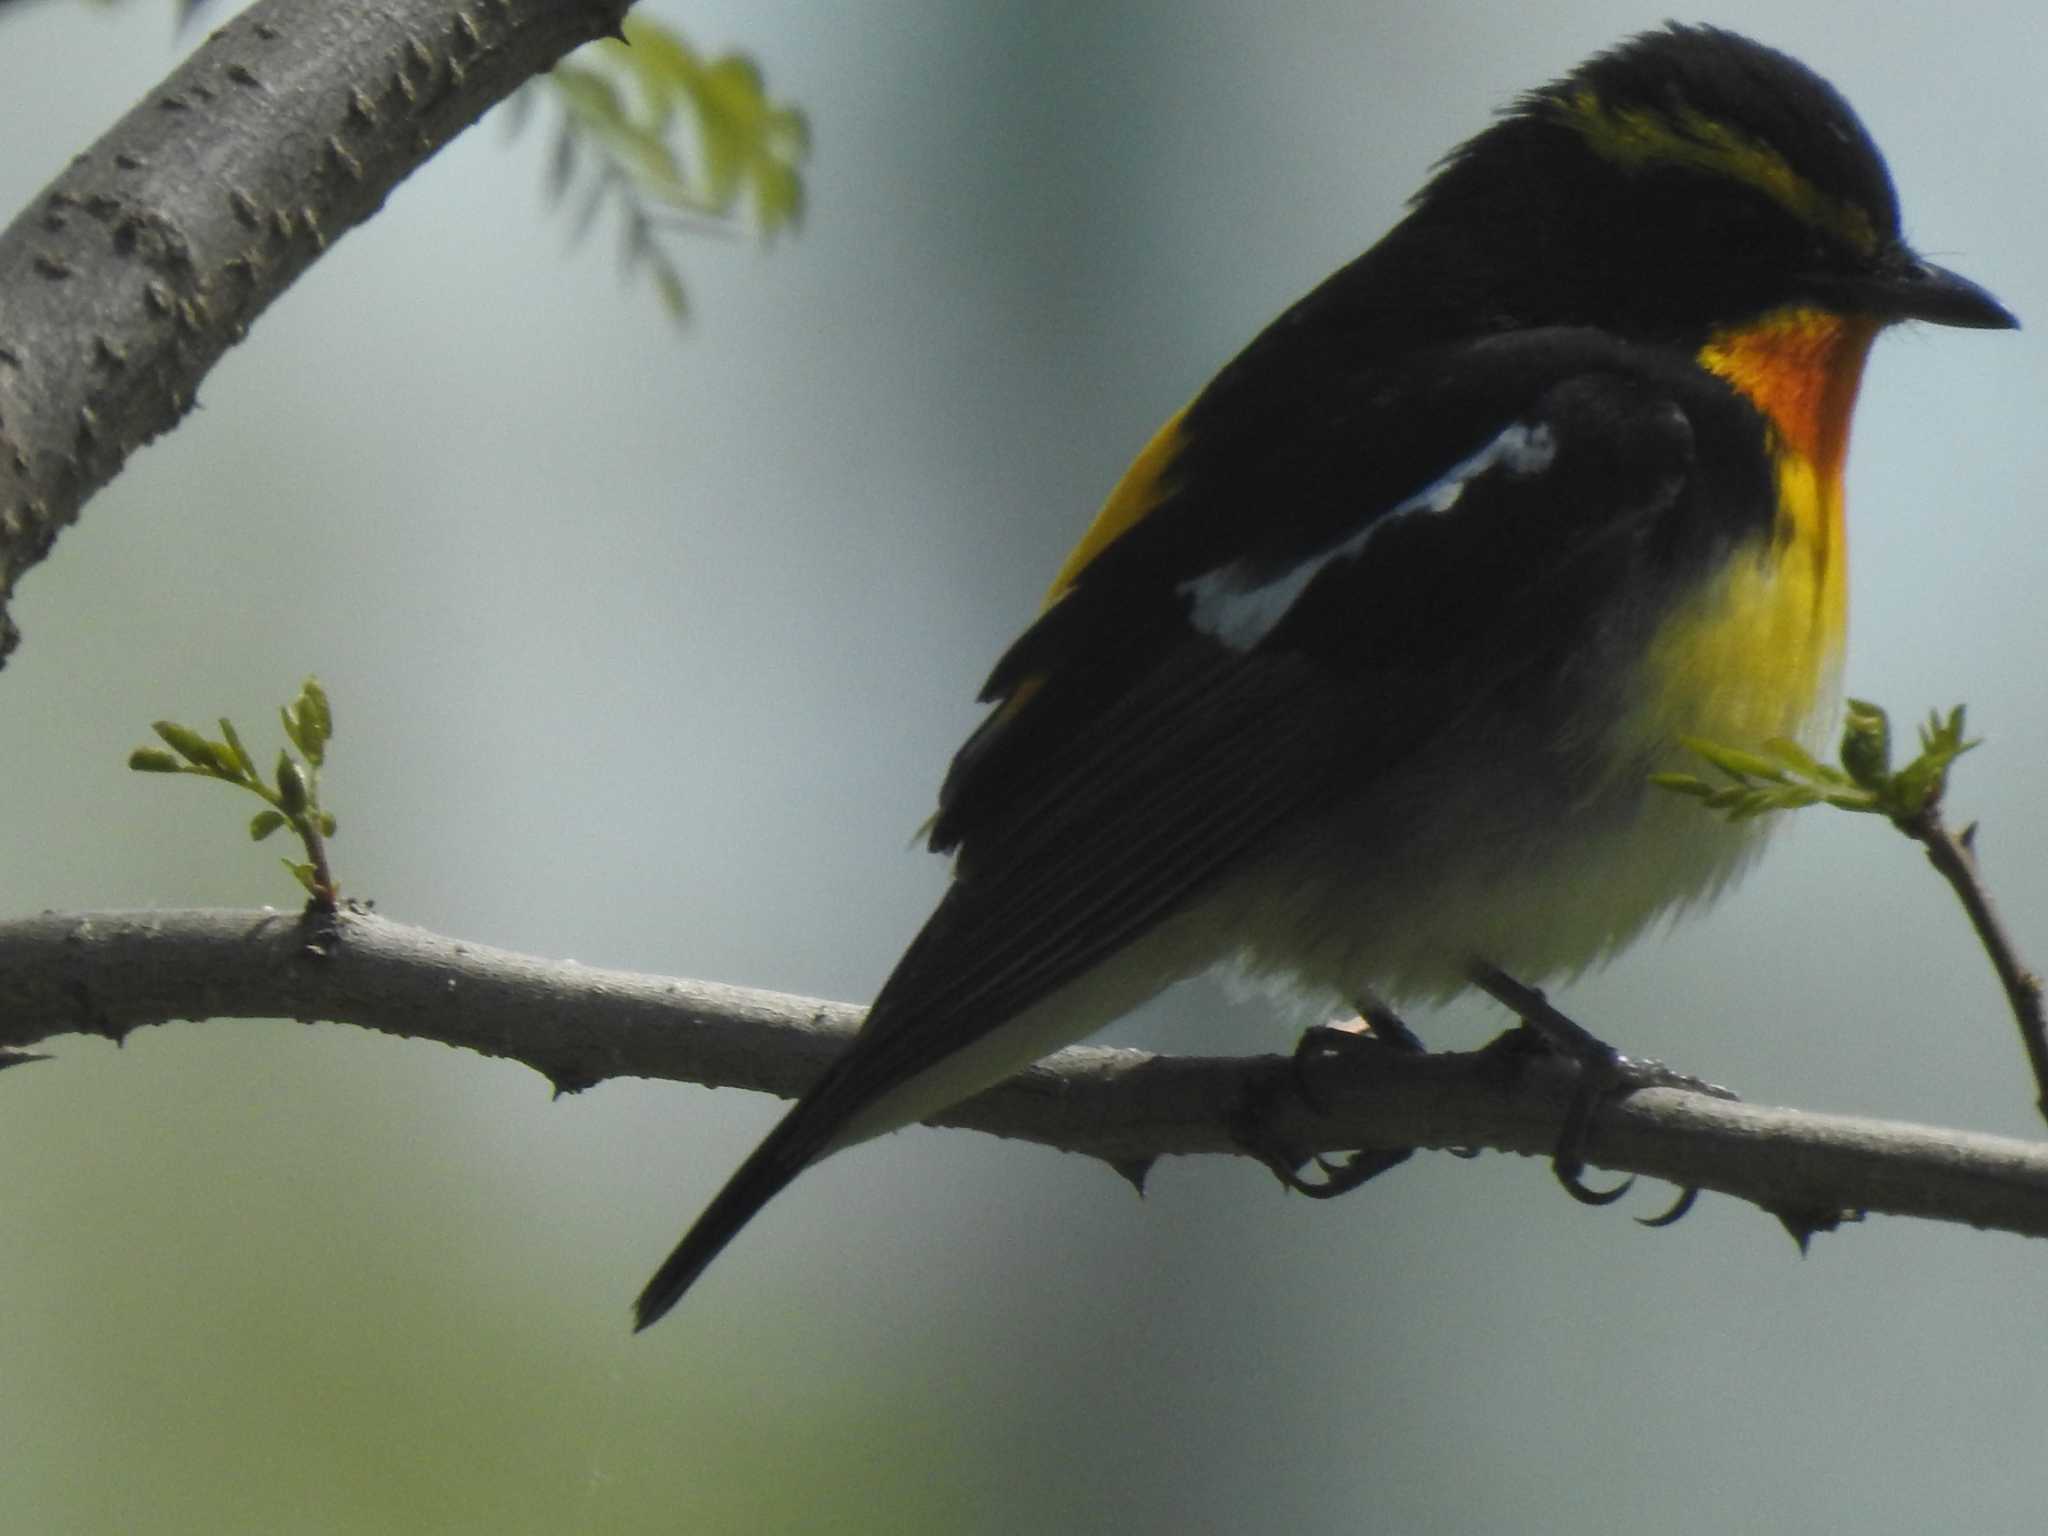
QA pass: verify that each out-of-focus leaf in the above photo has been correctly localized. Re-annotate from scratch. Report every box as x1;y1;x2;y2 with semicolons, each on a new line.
518;14;809;318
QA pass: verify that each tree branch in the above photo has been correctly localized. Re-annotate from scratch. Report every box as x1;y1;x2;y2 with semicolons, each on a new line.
1903;805;2048;1122
0;0;632;663
3;906;2046;1245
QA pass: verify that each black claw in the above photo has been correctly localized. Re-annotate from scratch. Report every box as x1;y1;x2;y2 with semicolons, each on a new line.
1283;1146;1414;1199
1637;1184;1700;1228
1557;1165;1635;1206
1547;1054;1627;1205
1237;1124;1338;1198
1468;962;1735;1226
1233;1065;1320;1188
1241;1039;1417;1199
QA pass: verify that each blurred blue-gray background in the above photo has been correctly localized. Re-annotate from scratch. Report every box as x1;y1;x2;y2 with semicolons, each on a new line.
1;2;2042;1531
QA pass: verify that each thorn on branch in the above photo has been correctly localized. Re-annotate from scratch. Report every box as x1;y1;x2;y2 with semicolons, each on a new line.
1772;1203;1859;1253
1110;1157;1154;1195
324;136;364;182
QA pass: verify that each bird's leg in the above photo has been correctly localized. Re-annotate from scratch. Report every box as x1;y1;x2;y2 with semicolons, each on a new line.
1467;963;1735;1224
1291;993;1426;1109
1240;996;1422;1199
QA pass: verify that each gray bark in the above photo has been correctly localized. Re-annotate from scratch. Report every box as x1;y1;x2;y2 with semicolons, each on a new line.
0;0;631;661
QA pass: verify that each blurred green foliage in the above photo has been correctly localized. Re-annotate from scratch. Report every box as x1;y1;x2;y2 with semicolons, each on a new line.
522;14;810;317
84;2;810;321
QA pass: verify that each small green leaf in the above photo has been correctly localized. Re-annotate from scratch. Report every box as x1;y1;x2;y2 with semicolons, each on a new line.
281;679;332;766
128;748;183;773
299;679;329;741
1917;706;1978;768
548;120;578;203
249;810;287;842
276;754;309;815
1840;700;1892;790
1679;737;1788;784
752;158;803;239
281;859;318;896
319;813;337;837
1890;760;1937;818
1760;736;1822;777
649;259;687;319
1648;771;1712;797
218;717;259;782
551;62;631;135
154;720;234;776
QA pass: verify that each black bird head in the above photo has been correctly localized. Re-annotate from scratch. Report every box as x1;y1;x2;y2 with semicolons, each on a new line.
1378;24;2015;347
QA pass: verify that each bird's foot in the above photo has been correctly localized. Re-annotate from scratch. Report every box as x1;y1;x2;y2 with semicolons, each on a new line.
1239;1002;1423;1198
1289;1000;1426;1112
1469;964;1737;1225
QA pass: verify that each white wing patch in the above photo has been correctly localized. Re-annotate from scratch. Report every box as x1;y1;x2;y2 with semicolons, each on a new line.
1180;421;1558;650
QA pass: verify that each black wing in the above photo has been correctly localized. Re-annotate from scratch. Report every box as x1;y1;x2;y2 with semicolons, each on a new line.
635;330;1766;1327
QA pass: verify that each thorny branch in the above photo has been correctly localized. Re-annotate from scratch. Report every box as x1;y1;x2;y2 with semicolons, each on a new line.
0;0;634;662
1904;805;2048;1121
2;907;2045;1247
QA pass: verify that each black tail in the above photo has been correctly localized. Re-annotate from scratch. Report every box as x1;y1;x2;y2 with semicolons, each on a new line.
633;1089;841;1331
634;879;1048;1329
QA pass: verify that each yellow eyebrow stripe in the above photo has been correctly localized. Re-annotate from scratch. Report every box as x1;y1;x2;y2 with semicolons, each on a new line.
1042;407;1189;608
1555;88;1878;254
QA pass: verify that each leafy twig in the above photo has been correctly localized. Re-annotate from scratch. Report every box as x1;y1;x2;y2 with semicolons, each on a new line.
1655;700;2048;1125
1649;698;1975;822
128;678;340;909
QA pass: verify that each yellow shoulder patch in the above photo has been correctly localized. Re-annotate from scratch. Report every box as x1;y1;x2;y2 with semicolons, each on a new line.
1042;407;1189;608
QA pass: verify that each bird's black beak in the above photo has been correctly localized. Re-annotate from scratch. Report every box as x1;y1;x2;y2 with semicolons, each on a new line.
1850;252;2020;330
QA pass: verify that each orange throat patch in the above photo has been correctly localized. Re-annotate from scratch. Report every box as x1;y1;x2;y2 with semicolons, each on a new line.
1621;305;1880;768
1696;306;1878;638
1697;305;1879;506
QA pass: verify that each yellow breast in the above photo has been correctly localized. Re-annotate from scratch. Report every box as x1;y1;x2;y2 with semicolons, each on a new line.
1629;306;1876;759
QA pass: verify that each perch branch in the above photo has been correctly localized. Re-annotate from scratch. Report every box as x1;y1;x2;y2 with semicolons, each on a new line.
1;906;2044;1244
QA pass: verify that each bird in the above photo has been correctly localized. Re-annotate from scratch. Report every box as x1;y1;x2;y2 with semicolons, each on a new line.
633;23;2015;1330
